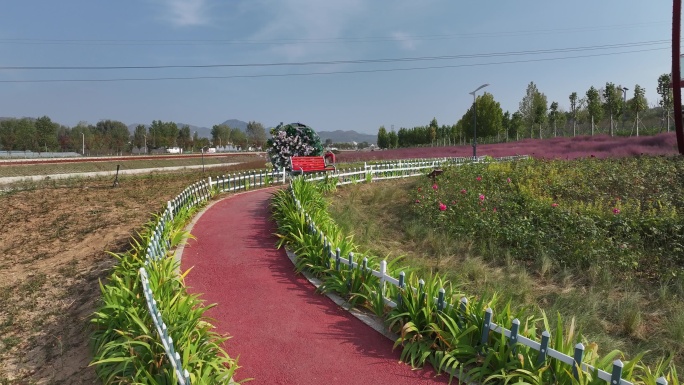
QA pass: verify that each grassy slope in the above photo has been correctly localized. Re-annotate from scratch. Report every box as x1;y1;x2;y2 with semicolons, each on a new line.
326;177;684;371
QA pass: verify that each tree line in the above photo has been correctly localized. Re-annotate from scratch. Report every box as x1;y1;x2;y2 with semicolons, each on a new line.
0;117;268;155
377;73;673;148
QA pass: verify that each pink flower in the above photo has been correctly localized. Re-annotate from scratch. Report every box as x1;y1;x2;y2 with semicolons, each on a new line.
461;189;467;195
432;184;438;190
417;187;422;192
493;207;497;212
439;202;447;211
551;203;558;208
479;194;485;201
415;199;420;203
507;178;511;183
476;176;482;182
613;208;621;215
451;200;457;205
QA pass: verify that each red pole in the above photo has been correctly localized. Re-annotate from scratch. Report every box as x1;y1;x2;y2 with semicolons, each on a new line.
673;0;684;154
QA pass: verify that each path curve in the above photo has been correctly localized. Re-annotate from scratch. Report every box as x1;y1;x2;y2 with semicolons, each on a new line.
180;187;450;384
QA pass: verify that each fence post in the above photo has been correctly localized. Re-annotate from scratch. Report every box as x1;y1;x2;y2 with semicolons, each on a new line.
335;247;341;271
610;359;624;385
379;260;387;296
418;279;425;306
347;252;354;290
397;271;405;307
362;257;368;271
437;287;445;311
458;297;468;328
537;330;550;366
509;318;520;354
167;201;173;220
207;177;212;197
572;343;585;380
481;308;493;346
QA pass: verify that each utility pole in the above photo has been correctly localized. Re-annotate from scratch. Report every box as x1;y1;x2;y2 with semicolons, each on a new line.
621;86;629;134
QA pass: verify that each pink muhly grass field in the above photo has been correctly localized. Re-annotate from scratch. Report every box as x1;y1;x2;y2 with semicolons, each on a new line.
336;133;678;163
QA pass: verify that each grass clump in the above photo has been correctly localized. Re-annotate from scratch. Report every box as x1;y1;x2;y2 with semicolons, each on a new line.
90;202;239;383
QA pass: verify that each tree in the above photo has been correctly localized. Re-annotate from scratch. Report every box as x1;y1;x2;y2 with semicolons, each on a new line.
510;111;524;141
211;124;231;148
149;120;163;148
502;111;510;141
246;121;267;148
630;84;648;137
133;124;147;151
57;125;72;151
35;116;58;152
15;118;36;151
0;119;17;152
548;101;560;137
429;118;438;145
586;86;603;135
177;125;192;150
518;81;539;137
532;92;548;138
657;73;674;132
602;82;622;136
96;120;129;154
569;92;579;136
457;92;503;140
70;122;92;155
231;127;248;149
388;130;398;148
192;131;200;151
377;126;389;149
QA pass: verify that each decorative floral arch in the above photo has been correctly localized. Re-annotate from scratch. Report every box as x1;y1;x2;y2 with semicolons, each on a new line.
266;122;324;169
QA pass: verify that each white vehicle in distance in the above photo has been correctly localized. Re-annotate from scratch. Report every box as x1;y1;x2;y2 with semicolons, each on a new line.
166;147;183;154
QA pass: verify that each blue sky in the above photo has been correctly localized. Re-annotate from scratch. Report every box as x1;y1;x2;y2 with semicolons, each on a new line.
0;1;673;134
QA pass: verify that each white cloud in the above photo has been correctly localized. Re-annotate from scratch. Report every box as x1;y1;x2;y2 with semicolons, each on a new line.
391;31;417;51
246;0;367;59
155;0;211;27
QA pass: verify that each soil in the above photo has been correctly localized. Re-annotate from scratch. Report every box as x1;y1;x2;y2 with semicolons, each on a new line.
0;158;265;384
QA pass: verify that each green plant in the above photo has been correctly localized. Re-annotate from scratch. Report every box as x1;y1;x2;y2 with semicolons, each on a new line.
90;193;238;383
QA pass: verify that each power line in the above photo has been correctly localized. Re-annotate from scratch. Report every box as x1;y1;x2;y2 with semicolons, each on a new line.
0;47;666;83
0;40;669;70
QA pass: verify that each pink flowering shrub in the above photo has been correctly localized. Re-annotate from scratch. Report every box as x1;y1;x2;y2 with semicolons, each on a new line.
411;156;684;274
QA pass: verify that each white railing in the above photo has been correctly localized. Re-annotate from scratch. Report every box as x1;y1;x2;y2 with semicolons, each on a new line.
289;155;670;385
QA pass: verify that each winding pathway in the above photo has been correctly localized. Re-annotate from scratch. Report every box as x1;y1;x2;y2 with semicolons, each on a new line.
180;187;451;384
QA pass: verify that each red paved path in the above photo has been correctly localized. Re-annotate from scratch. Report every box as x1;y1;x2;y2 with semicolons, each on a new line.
181;188;450;384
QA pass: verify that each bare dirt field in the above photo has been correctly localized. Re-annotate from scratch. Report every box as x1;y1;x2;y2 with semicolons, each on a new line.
0;157;265;384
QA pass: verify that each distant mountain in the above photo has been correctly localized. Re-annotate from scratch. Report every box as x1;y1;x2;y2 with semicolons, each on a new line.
220;119;248;131
317;130;376;145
